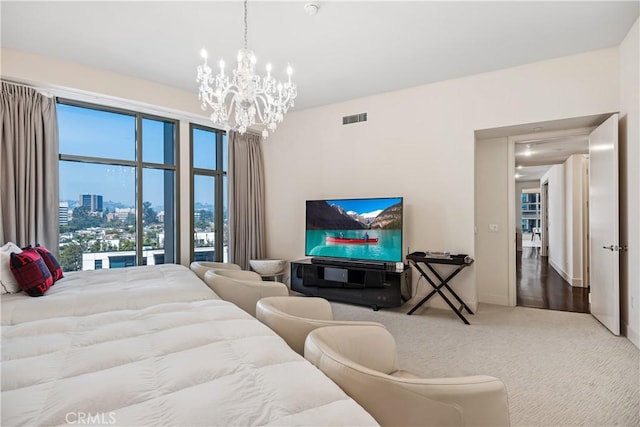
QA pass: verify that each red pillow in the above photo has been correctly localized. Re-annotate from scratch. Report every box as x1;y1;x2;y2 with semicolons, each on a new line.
9;251;53;297
30;245;64;282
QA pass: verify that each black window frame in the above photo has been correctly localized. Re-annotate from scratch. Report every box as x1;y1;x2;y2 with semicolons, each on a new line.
57;98;180;268
190;123;226;262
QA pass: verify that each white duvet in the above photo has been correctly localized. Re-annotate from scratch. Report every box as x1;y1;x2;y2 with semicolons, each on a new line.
1;264;377;426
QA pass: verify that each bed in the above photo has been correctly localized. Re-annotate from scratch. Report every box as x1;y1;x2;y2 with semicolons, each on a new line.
1;264;378;426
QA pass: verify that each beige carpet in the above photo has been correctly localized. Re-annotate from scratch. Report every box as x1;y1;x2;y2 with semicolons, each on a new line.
331;302;639;426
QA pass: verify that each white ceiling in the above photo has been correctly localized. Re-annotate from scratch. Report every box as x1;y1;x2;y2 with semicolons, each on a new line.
1;1;638;111
3;2;633;181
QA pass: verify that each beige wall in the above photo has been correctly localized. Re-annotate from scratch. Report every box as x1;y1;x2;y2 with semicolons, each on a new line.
264;48;620;311
619;18;639;348
475;137;510;305
1;48;204;117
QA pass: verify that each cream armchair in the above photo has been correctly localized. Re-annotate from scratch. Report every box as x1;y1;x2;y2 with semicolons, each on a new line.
203;270;288;316
190;261;241;281
304;325;510;427
255;296;385;355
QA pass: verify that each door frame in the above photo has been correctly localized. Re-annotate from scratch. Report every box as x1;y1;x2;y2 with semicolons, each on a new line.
507;126;595;307
541;180;549;257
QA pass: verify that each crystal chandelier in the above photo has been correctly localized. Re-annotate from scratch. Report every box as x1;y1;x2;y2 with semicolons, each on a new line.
197;0;297;138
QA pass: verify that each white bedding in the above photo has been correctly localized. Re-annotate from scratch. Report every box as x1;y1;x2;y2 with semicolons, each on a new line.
1;264;377;426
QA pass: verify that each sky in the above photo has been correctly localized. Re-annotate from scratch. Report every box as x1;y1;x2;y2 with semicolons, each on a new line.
58;103;226;208
325;197;402;215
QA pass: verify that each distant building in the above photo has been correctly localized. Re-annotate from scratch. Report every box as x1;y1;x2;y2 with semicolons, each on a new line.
114;207;135;222
80;194;103;212
59;202;69;226
80;247;219;271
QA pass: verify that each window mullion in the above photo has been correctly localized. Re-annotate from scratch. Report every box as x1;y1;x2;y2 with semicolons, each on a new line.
215;131;224;262
136;114;144;266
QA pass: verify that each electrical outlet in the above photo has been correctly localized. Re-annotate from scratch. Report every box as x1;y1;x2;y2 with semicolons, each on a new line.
489;224;499;233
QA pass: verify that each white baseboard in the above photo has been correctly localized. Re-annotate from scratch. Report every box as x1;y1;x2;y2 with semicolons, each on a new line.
479;292;510;306
622;321;640;350
548;259;584;287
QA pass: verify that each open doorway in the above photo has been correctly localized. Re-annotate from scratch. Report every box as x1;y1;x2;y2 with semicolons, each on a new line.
513;133;590;313
475;113;621;333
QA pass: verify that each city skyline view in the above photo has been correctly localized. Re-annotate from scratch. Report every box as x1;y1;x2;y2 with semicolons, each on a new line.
56;101;228;272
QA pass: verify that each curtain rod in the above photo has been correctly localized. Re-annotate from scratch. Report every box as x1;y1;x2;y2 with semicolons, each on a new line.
1;78;54;98
0;77;219;127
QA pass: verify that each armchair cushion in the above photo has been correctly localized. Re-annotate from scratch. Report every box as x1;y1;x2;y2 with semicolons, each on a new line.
255;296;386;356
203;270;288;316
189;261;241;281
305;325;510;427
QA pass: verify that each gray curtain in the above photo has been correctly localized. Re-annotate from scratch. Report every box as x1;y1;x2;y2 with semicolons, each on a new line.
228;130;265;269
0;81;59;255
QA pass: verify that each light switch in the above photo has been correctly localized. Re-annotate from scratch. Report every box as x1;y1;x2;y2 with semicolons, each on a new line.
489;224;499;233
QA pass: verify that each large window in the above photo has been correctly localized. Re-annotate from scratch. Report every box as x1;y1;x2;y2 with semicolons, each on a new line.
57;100;178;271
191;124;228;262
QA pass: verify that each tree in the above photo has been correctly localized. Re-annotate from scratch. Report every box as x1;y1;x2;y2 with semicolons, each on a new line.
68;205;102;230
59;242;83;272
195;209;214;231
89;241;102;253
120;239;135;251
143;201;157;225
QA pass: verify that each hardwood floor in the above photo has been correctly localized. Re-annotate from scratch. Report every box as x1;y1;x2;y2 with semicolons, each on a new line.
516;247;590;313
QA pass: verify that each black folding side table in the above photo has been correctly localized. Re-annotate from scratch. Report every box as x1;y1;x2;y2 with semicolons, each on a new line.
406;252;475;324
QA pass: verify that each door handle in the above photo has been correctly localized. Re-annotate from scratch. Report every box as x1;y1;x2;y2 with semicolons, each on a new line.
602;245;620;251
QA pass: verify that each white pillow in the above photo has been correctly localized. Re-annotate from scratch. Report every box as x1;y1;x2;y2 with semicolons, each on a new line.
1;242;22;294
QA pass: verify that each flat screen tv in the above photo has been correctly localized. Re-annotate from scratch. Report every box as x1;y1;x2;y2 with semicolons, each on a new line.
305;197;403;263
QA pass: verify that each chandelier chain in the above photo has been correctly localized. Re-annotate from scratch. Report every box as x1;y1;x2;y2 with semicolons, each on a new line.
243;0;248;49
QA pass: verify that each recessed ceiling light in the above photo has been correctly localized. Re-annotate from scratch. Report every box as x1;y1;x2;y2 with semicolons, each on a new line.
517;165;523;169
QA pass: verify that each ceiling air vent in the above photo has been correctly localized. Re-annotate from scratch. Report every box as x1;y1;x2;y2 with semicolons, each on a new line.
342;112;367;125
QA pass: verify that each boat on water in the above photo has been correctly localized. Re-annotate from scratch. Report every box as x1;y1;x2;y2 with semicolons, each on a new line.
326;236;378;244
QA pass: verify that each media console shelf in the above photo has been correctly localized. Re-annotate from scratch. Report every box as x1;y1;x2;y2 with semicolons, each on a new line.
291;258;411;310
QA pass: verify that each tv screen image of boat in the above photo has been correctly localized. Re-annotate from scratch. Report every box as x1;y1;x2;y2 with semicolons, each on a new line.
305;197;403;263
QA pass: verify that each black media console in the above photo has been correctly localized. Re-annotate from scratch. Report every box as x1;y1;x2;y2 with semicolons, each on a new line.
290;258;411;310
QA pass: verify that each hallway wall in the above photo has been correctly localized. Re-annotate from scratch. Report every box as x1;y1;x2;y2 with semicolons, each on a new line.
541;154;587;287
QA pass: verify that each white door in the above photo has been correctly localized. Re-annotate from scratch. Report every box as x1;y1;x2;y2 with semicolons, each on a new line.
589;114;619;335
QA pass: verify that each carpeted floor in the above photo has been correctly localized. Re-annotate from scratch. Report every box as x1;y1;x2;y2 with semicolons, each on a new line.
331;302;640;426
